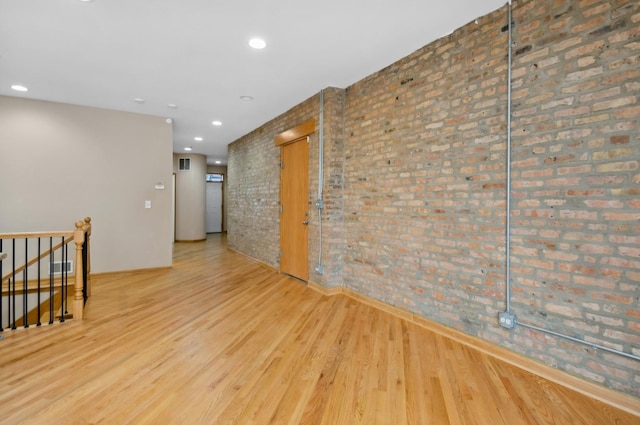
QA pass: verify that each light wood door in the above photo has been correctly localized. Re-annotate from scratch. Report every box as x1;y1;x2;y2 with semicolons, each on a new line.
280;137;309;281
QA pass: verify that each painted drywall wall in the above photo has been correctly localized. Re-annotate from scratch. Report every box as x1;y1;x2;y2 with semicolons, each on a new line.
173;154;206;241
0;95;174;273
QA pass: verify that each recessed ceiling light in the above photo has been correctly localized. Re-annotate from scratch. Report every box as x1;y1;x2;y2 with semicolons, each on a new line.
248;38;266;49
79;0;94;2
240;95;254;101
194;137;203;142
133;98;145;104
168;104;178;109
212;120;222;126
215;161;221;164
11;84;28;92
184;147;192;151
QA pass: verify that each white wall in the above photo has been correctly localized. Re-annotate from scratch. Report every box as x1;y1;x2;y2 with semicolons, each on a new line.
0;96;174;273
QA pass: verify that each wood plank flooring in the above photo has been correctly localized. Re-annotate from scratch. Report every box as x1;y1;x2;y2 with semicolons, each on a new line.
0;234;638;424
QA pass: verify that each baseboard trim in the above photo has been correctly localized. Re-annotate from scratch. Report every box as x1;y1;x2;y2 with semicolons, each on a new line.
307;281;343;296
92;266;172;277
227;248;277;273
174;239;207;243
308;284;639;417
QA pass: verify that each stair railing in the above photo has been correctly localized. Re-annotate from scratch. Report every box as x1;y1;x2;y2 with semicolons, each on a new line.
0;217;92;331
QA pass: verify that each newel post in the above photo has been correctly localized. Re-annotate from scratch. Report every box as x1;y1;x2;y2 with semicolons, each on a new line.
73;220;85;320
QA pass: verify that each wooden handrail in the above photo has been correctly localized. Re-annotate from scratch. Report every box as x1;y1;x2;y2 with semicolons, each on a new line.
2;277;67;293
0;231;74;239
0;217;91;241
0;235;74;283
0;217;92;325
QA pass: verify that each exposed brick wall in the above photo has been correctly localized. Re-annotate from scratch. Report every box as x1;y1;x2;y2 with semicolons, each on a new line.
228;90;345;288
227;129;278;263
228;0;639;396
343;0;639;396
344;4;510;335
502;0;640;395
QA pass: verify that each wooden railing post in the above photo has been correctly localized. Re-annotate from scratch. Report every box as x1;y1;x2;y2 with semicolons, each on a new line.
83;217;92;298
73;221;85;320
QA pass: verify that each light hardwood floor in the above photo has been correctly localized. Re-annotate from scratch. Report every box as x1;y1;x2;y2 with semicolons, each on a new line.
1;234;638;424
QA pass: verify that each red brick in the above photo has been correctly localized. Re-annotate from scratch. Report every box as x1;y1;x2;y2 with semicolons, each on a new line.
557;164;593;175
571;15;608;33
583;199;624;208
566;66;603;81
546;303;583;318
593;96;637;111
619;247;640;258
595;161;638;173
610;135;630;145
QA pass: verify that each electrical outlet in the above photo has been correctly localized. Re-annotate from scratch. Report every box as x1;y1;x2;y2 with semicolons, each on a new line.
498;311;516;329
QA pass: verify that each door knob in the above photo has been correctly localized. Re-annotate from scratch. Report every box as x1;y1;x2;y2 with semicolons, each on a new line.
302;220;309;225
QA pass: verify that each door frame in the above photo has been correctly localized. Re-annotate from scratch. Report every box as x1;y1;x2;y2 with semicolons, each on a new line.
172;173;176;242
274;119;315;280
205;180;224;233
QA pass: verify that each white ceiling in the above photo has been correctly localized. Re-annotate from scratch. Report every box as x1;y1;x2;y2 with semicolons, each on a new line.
0;0;505;165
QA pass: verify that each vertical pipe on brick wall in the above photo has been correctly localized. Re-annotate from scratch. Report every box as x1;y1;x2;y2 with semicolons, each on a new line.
500;1;640;363
505;0;513;314
315;89;325;274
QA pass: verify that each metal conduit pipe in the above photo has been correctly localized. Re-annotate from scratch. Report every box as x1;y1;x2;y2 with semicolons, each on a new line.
505;0;513;315
500;1;639;362
519;321;640;362
315;89;325;275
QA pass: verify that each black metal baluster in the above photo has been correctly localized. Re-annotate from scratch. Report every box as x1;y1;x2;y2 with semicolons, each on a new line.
11;239;16;330
82;231;88;304
63;241;66;316
65;241;70;313
37;238;42;326
60;239;66;322
49;237;54;325
23;238;28;328
0;238;3;332
7;277;10;330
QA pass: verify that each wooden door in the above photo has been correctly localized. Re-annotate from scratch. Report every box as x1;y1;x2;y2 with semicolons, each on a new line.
280;137;309;281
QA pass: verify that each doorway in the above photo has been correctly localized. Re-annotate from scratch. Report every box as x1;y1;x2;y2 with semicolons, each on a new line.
206;181;223;233
275;119;315;282
172;173;176;242
280;137;309;281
